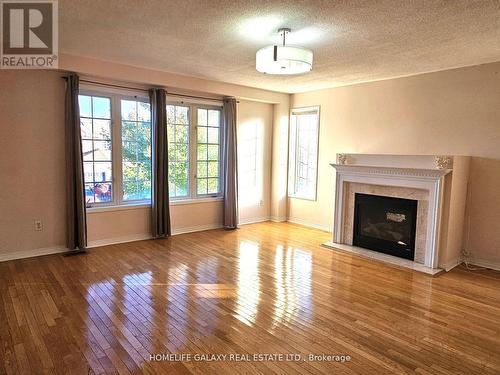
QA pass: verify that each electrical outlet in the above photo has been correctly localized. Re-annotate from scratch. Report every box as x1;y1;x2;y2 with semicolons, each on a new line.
259;200;264;207
34;220;43;231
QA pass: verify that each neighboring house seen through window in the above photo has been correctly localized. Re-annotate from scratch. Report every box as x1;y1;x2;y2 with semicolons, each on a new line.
79;90;152;208
79;94;113;205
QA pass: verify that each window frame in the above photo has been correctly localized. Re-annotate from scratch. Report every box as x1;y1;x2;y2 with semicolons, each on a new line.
166;99;224;202
79;92;114;207
79;86;152;209
166;103;192;199
287;105;320;201
120;95;152;204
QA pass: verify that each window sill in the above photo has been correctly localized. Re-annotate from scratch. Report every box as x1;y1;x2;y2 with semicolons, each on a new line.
170;197;223;206
288;195;317;202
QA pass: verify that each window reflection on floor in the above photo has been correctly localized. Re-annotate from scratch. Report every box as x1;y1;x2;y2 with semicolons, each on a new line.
122;271;154;329
193;257;224;335
272;245;312;329
166;263;189;348
234;240;261;325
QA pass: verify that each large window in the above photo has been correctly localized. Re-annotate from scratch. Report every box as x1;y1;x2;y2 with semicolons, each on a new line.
288;106;320;200
167;103;222;200
79;89;222;208
79;90;151;208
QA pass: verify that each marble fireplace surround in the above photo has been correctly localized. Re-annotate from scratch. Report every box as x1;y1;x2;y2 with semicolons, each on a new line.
324;154;454;271
342;183;429;264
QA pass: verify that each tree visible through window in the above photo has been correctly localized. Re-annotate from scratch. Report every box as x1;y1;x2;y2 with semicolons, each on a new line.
79;89;222;207
79;90;152;207
167;105;190;198
166;103;222;199
121;99;152;201
196;108;221;195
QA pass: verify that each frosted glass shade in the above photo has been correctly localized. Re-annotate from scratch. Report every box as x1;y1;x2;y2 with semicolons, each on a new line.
256;45;313;75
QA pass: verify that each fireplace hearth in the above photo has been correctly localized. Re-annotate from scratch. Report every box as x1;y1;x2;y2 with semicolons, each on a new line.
353;193;418;260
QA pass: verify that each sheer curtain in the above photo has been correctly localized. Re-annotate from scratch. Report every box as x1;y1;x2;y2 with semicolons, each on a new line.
149;88;171;238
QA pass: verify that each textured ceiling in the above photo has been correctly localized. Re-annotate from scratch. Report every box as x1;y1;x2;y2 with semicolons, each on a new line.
59;0;500;93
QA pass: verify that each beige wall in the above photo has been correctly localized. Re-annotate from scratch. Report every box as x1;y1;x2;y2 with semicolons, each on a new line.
270;101;290;221
466;157;500;266
87;200;225;245
87;207;151;245
0;60;287;259
237;100;273;223
290;62;500;266
0;71;67;258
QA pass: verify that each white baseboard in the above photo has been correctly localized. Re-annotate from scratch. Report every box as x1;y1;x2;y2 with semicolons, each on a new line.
171;223;223;235
239;216;270;225
467;258;500;271
443;258;462;272
270;216;287;222
0;245;68;262
287;217;332;232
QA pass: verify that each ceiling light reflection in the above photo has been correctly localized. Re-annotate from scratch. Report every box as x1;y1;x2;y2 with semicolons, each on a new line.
285;27;324;45
238;15;283;42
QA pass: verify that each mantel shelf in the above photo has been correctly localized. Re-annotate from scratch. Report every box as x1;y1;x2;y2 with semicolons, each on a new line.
330;163;452;179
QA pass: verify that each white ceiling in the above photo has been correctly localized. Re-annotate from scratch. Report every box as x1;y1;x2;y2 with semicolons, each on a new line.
60;0;500;93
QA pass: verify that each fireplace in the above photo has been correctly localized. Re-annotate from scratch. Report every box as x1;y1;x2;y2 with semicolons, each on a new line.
353;193;418;260
323;154;469;273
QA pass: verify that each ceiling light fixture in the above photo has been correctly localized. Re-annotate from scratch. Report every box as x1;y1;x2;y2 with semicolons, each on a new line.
256;28;313;75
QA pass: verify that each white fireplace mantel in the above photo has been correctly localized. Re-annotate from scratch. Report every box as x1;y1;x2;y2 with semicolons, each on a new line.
331;164;452;179
329;162;452;269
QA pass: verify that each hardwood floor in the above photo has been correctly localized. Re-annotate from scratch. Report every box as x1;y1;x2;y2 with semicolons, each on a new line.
1;222;499;375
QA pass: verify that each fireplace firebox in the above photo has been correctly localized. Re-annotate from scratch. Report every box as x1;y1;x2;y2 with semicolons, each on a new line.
353;193;418;260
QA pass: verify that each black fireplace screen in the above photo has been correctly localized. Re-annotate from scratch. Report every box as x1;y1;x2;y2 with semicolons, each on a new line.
353;193;418;260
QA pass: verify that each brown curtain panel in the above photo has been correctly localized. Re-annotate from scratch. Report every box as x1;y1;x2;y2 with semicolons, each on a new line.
222;98;239;229
149;88;171;238
65;74;87;250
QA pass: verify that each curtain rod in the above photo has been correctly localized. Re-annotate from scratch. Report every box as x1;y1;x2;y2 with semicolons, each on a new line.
166;92;229;103
64;77;238;103
79;79;149;92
